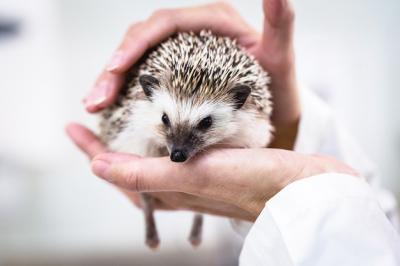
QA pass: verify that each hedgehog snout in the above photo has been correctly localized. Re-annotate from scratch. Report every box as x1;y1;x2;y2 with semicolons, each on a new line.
170;148;188;163
167;132;197;163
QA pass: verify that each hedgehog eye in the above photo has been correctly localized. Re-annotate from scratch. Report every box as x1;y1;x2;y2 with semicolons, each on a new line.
197;116;212;130
161;113;170;127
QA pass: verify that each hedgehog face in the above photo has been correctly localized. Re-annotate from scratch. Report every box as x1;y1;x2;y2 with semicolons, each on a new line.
139;75;251;163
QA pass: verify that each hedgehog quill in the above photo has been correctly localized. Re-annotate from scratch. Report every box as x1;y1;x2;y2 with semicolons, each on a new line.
100;30;273;249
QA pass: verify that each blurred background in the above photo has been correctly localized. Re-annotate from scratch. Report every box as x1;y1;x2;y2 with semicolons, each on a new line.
0;0;399;265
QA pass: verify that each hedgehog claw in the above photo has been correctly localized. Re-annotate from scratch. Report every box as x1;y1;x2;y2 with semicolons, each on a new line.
189;235;202;247
146;236;160;250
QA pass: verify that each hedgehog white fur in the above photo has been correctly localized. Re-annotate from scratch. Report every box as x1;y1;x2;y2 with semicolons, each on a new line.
100;30;273;248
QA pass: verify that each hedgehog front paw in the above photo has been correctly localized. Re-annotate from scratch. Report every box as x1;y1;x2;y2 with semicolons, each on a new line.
146;234;160;250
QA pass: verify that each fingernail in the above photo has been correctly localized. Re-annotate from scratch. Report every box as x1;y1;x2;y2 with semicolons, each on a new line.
85;81;110;109
92;160;112;182
106;50;124;72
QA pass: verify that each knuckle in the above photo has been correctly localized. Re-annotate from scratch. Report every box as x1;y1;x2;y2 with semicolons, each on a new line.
211;2;234;25
126;21;144;36
147;8;176;30
213;1;233;13
123;161;145;191
150;8;173;21
285;5;296;23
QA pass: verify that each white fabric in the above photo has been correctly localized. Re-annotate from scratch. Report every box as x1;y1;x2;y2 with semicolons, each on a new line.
239;174;400;265
295;88;399;229
237;88;400;265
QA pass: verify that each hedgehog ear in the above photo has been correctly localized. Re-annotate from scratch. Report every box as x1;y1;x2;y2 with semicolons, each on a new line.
139;75;160;99
230;84;251;109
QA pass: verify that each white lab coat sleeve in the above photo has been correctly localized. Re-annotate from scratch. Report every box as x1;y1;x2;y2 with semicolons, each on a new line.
295;88;399;229
239;173;400;266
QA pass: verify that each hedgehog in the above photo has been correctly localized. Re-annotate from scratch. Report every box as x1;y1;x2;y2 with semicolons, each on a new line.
99;30;273;249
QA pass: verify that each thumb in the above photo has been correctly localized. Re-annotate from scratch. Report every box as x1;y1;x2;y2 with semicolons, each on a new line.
261;0;295;53
259;0;300;147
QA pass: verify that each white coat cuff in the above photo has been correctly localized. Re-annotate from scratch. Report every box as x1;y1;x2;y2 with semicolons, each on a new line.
240;173;400;265
265;174;372;227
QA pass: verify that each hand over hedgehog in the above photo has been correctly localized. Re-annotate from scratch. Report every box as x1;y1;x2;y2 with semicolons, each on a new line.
67;0;355;249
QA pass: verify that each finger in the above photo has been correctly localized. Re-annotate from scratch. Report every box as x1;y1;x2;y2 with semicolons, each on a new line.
107;3;256;74
91;153;188;192
90;149;266;205
83;22;145;112
148;194;177;211
90;149;287;218
84;3;257;112
147;192;188;210
156;192;255;221
260;0;296;79
261;0;295;54
84;71;125;113
259;0;300;139
65;123;107;159
66;123;147;209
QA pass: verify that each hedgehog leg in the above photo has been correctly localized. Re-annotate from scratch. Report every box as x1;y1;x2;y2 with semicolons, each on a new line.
189;213;203;247
141;193;160;249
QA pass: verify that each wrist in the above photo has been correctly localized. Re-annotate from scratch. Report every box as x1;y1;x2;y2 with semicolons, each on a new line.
240;149;304;219
243;151;357;220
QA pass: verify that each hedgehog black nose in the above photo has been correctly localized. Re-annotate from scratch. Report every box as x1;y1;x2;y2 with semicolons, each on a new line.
170;149;187;162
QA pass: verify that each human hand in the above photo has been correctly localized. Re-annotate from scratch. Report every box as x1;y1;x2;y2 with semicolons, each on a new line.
66;123;256;220
83;0;300;149
66;123;357;221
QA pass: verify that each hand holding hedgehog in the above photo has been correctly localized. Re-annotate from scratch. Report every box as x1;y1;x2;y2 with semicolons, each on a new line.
68;0;340;249
79;0;300;214
66;124;357;240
